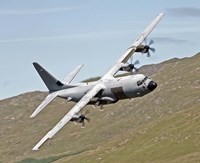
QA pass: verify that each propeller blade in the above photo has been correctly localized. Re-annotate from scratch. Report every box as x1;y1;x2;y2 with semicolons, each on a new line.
148;39;154;46
144;38;147;45
134;67;139;72
133;60;140;65
149;47;156;53
147;51;151;57
85;117;90;122
130;56;133;64
81;121;85;128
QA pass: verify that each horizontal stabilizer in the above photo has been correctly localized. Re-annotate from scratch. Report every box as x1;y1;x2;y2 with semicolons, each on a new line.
30;92;57;118
63;64;84;84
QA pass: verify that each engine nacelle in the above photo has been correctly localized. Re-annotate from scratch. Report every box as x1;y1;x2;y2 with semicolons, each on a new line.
135;45;149;53
70;114;83;123
71;114;89;123
119;63;135;72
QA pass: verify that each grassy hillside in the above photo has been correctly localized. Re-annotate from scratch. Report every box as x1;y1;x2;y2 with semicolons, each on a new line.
0;53;200;163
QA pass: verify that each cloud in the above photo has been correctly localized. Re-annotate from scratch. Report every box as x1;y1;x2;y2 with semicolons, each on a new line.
0;7;82;15
0;30;132;43
152;37;194;45
0;32;103;43
0;35;72;43
167;7;200;17
0;33;95;43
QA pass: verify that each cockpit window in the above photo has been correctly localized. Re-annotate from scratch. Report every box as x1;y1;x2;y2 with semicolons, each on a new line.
137;76;148;86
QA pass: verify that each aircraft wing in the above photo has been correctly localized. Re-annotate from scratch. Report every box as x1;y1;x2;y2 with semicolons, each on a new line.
32;83;105;150
102;12;165;79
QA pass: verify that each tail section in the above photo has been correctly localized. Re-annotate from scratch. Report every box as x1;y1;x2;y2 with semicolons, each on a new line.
31;62;83;117
33;62;64;92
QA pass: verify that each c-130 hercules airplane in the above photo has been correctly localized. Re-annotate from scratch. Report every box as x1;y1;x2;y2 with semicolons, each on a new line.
31;12;165;150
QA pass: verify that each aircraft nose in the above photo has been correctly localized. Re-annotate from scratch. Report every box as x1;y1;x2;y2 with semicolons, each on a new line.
147;81;157;91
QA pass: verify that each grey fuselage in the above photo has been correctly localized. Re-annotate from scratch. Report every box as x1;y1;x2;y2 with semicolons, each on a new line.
57;74;157;105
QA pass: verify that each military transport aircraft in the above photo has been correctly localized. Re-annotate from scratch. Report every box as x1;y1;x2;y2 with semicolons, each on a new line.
31;12;165;150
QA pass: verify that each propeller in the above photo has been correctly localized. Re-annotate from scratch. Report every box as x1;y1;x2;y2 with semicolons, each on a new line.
80;110;90;128
128;57;140;73
144;39;155;57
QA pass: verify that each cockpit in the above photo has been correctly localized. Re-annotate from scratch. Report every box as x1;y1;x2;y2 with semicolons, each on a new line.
137;76;157;91
137;76;149;86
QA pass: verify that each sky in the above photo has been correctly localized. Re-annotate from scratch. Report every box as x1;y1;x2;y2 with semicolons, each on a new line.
0;0;200;100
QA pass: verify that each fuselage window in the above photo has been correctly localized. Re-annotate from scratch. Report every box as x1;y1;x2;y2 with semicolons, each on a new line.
137;81;142;86
137;76;148;86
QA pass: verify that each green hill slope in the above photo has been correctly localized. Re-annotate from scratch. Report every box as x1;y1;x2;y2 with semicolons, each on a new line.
0;53;200;163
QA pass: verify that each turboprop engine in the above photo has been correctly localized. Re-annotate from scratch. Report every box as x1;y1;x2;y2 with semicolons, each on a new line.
135;39;155;57
70;110;90;128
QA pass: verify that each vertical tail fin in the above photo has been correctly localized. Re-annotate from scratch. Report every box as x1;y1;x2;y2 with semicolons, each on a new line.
33;62;64;92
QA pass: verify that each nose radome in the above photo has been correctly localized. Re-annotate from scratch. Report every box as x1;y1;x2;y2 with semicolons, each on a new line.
147;81;157;91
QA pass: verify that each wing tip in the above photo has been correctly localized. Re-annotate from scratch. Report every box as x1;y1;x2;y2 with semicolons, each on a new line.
30;114;35;118
32;147;39;151
158;12;165;19
30;112;37;118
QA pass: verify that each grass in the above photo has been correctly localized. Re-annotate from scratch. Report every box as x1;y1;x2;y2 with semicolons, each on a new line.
0;53;199;163
64;105;200;163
